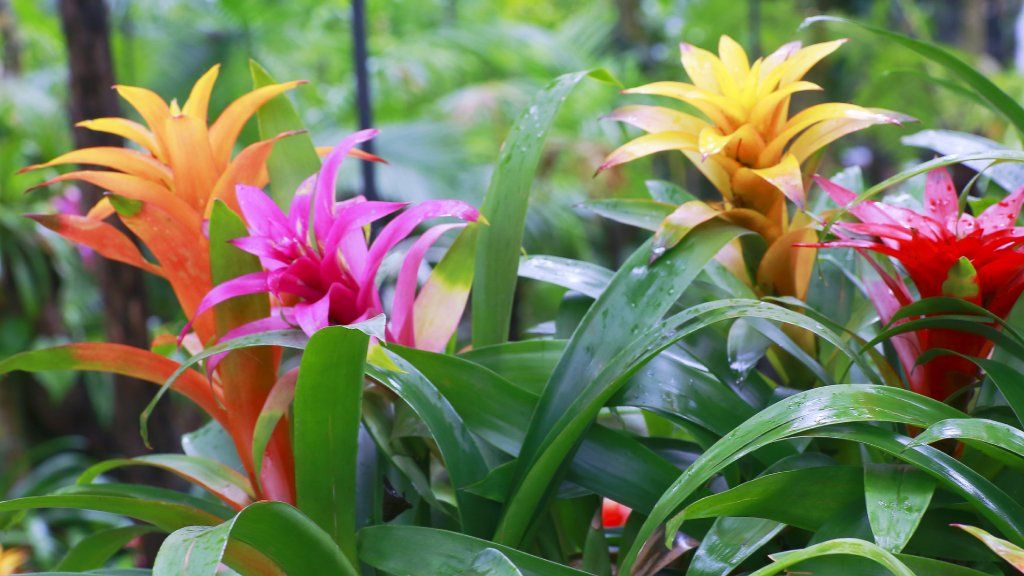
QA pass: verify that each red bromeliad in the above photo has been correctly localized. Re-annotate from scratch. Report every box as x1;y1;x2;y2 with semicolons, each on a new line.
814;168;1024;402
184;128;480;350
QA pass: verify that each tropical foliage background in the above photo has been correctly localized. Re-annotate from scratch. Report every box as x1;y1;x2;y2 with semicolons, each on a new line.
6;0;1024;574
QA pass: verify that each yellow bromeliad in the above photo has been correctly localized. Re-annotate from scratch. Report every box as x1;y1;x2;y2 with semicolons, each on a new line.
599;36;911;299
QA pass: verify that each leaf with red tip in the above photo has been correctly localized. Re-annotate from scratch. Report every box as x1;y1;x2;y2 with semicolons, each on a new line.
954;524;1024;572
78;454;254;510
0;343;224;426
28;214;162;276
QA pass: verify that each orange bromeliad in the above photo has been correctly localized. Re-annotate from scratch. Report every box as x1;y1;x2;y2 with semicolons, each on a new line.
16;66;361;505
599;35;911;299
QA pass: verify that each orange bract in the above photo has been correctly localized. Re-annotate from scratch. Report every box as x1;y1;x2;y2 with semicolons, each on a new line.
23;65;304;337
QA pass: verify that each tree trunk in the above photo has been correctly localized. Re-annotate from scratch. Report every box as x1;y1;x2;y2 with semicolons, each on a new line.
0;0;22;76
57;0;184;474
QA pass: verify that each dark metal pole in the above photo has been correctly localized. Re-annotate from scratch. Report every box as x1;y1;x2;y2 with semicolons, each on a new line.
352;0;378;200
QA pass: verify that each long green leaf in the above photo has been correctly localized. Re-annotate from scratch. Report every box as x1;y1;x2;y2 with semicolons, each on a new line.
915;350;1024;427
902;130;1024;193
54;525;158;571
617;386;973;574
77;454;253;510
686;517;782;576
803;16;1024;135
0;493;222;533
578;198;675;231
680;467;863;531
293;325;369;564
864;463;934;553
832;150;1024;212
153;501;357;576
357;525;590;576
472;69;613;347
518;256;613;300
394;346;680;513
497;221;749;546
907;417;1024;459
250;60;320;205
752;538;915;576
369;347;500;537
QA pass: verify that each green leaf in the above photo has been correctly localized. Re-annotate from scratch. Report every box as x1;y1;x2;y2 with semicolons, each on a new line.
902;130;1024;193
617;386;980;574
578;198;675;231
897;554;1004;576
864;464;935;553
250;60;320;206
460;340;564;394
889;297;1024;344
20;565;153;569
54;525;158;571
907;418;1024;460
497;221;749;546
681;467;863;531
141;330;309;447
357;525;590;576
954;524;1024;573
810;424;1024;547
464;548;525;576
181;420;245;475
833;150;1024;212
646;179;695;204
0;492;224;533
472;69;614;347
803;15;1024;136
867;318;1024;366
293;325;369;564
77;454;254;510
153;501;357;576
582;511;612;576
369;347;500;537
915;350;1024;427
251;370;297;483
518;256;613;300
394;346;680;513
686;517;783;576
751;538;915;576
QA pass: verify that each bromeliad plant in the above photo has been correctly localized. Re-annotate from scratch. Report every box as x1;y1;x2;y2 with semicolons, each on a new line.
813;168;1024;403
597;35;910;299
8;21;1024;576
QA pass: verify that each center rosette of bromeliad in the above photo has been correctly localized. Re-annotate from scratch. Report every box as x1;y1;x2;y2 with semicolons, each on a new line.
599;35;910;231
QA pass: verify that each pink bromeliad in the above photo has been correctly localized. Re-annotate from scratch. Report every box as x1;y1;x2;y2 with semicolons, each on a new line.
813;168;1024;403
186;129;479;352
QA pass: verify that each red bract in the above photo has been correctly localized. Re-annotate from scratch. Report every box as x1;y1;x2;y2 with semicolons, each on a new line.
186;129;480;351
602;498;631;528
814;168;1024;401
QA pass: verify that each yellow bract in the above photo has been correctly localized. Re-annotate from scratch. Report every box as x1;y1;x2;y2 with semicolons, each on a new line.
601;35;911;301
602;35;909;215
